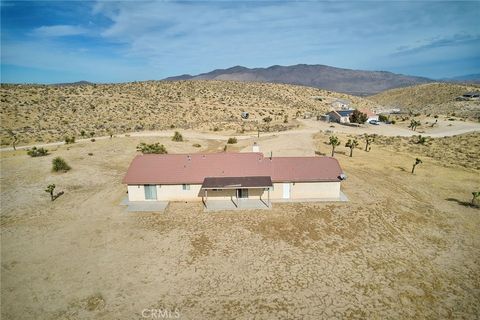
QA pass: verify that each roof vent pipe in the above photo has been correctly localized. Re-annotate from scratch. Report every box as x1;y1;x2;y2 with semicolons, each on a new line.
253;142;260;153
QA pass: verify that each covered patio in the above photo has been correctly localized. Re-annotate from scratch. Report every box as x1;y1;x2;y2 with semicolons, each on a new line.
201;176;272;211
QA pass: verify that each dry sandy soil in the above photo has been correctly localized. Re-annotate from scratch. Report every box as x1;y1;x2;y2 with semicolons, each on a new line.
1;128;479;319
0;80;379;146
369;82;480;119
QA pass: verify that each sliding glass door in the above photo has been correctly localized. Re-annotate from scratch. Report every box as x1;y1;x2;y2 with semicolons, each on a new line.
144;185;157;200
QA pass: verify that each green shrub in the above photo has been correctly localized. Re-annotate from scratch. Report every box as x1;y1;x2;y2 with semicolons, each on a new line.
27;146;49;157
137;142;168;154
65;136;75;144
378;114;388;122
227;137;237;144
52;157;71;172
192;143;201;148
172;131;183;142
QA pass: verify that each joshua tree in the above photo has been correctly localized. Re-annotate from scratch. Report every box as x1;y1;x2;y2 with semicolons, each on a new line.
411;158;422;174
409;119;421;131
472;192;480;206
328;136;341;157
364;134;374;151
345;139;359;157
7;129;18;151
45;184;56;201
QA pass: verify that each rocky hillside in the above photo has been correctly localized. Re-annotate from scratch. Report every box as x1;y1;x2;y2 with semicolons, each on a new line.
369;83;480;119
0;80;378;146
164;64;432;96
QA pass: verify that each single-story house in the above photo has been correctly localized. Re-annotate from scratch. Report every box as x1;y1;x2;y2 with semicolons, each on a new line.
123;152;345;208
358;109;379;122
327;110;354;123
330;99;350;109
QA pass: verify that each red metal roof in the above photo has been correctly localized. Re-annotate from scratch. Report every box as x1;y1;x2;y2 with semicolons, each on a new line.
122;152;343;185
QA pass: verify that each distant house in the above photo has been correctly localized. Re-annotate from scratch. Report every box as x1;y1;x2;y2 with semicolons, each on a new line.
123;151;346;209
358;109;379;122
330;99;350;109
327;110;354;123
460;92;480;100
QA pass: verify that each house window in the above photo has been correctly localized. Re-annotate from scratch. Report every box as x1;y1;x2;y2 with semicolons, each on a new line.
144;185;157;200
182;184;190;191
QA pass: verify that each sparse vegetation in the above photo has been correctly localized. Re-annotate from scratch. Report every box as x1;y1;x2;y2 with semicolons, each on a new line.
411;158;422;174
345;139;359;157
364;134;374;151
349;109;368;124
328;136;341;157
192;143;201;148
136;142;168;154
472;191;480;207
64;136;75;144
172;131;183;142
27;146;49;157
45;184;64;201
409;119;421;131
52;157;71;172
227;137;237;144
45;184;56;201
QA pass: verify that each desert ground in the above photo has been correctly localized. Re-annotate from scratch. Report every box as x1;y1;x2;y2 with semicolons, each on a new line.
1;123;479;319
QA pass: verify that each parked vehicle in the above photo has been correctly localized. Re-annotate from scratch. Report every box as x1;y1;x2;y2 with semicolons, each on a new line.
369;120;379;125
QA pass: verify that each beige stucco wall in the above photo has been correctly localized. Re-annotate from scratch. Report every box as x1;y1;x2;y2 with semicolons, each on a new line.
127;181;341;202
291;181;340;199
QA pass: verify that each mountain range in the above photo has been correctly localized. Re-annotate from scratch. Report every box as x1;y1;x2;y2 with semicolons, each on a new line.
163;64;434;96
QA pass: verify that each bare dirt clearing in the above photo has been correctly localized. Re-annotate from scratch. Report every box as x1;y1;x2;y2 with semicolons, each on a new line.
1;130;479;319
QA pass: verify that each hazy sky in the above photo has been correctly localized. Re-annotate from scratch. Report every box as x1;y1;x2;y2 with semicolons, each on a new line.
1;0;479;83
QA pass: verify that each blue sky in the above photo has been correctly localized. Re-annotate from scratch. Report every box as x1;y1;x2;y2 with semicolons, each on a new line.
1;0;479;83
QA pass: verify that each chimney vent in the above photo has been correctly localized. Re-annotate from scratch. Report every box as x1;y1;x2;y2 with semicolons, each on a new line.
252;142;260;153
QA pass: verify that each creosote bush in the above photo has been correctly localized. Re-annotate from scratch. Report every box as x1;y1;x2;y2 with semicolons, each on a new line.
172;131;183;142
65;136;75;144
52;157;71;172
137;142;168;154
27;146;49;157
227;137;237;144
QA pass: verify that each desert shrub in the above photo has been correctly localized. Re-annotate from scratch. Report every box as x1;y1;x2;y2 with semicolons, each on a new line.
52;157;71;172
172;131;183;142
391;120;396;124
213;127;219;132
227;137;237;144
137;142;168;154
349;110;368;124
263;116;272;123
378;114;388;122
91;138;96;142
27;146;49;157
80;130;86;137
192;143;201;148
65;136;75;144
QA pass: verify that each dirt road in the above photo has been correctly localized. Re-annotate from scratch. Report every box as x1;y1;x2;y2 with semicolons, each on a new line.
2;118;479;152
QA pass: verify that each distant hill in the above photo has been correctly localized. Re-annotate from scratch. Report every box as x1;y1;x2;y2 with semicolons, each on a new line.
442;74;480;84
163;64;433;96
52;80;94;87
369;83;480;118
0;80;378;145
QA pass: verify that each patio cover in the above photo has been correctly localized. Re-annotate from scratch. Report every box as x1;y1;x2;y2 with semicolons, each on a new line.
201;176;273;189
